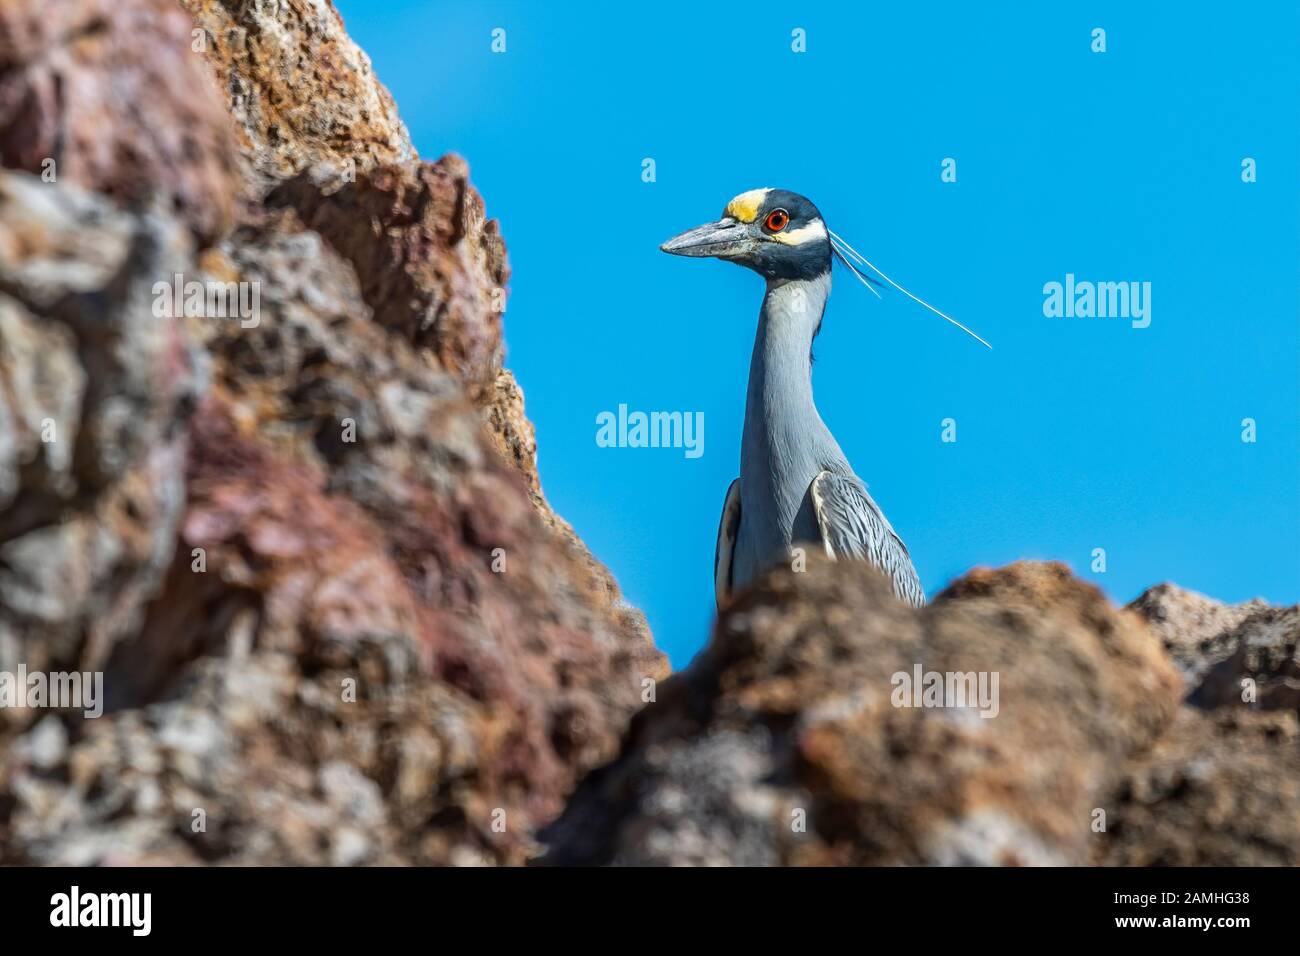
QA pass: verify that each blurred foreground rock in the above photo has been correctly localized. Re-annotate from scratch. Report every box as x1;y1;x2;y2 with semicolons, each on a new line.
1096;708;1300;866
544;564;1299;866
544;561;1175;865
0;0;663;865
0;0;239;245
0;174;201;717
1098;585;1300;865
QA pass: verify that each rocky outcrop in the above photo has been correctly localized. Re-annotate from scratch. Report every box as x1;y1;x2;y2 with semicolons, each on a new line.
543;566;1300;866
179;0;415;195
174;0;561;523
0;0;239;245
1097;584;1300;865
1096;708;1300;866
0;170;667;864
0;173;202;732
1131;582;1298;711
0;0;664;865
268;158;508;404
542;561;1184;865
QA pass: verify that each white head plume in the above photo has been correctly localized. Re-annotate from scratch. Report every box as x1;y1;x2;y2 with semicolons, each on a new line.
828;229;992;350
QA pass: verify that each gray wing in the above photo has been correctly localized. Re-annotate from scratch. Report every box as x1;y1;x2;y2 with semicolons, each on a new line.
809;470;925;606
714;478;741;606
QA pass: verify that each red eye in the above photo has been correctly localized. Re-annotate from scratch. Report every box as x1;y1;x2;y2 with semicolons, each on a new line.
764;209;790;232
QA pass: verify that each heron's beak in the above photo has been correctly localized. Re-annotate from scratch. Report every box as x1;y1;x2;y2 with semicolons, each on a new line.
660;218;754;259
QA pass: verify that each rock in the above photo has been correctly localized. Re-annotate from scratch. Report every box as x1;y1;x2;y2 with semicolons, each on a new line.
0;0;239;245
0;0;665;865
542;560;1184;866
1096;708;1300;865
0;171;201;724
178;0;615;617
1188;608;1298;713
263;158;649;653
1130;582;1298;713
1129;583;1272;682
482;367;655;651
542;568;1300;867
0;190;664;864
180;0;415;194
1087;583;1300;865
268;157;508;404
16;715;66;771
486;369;540;499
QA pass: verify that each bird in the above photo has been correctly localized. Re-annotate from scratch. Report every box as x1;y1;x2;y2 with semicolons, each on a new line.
660;188;989;608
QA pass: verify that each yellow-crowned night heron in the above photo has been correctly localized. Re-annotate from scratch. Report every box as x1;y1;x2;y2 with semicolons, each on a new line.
662;188;986;607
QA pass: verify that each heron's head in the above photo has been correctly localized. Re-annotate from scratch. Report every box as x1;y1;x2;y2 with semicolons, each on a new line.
660;188;831;281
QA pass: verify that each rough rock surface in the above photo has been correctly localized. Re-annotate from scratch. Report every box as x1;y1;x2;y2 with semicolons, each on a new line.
175;0;562;522
0;0;239;245
544;565;1300;866
543;560;1184;865
1094;708;1300;866
1130;582;1298;711
180;0;414;195
0;0;664;865
269;158;508;403
0;172;201;733
0;175;666;865
1093;583;1300;865
180;0;533;490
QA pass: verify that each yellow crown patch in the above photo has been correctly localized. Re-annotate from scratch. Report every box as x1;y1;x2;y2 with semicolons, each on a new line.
724;188;772;223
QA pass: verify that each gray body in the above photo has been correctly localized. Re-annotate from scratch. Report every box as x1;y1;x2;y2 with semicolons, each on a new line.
720;273;924;605
732;274;836;588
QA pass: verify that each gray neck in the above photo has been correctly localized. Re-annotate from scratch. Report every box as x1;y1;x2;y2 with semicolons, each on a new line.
741;271;833;492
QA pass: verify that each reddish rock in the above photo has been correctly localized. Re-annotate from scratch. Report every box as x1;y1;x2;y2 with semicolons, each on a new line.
0;0;663;868
0;0;239;245
0;190;664;864
268;158;508;404
180;0;415;193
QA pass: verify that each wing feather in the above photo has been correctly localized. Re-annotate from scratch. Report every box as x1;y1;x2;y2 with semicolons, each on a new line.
714;479;741;606
810;470;925;606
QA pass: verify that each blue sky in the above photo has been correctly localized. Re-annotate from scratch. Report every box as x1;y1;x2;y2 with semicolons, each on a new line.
338;1;1300;666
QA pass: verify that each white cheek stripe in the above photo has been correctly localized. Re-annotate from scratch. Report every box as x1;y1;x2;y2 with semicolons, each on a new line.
773;218;827;245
